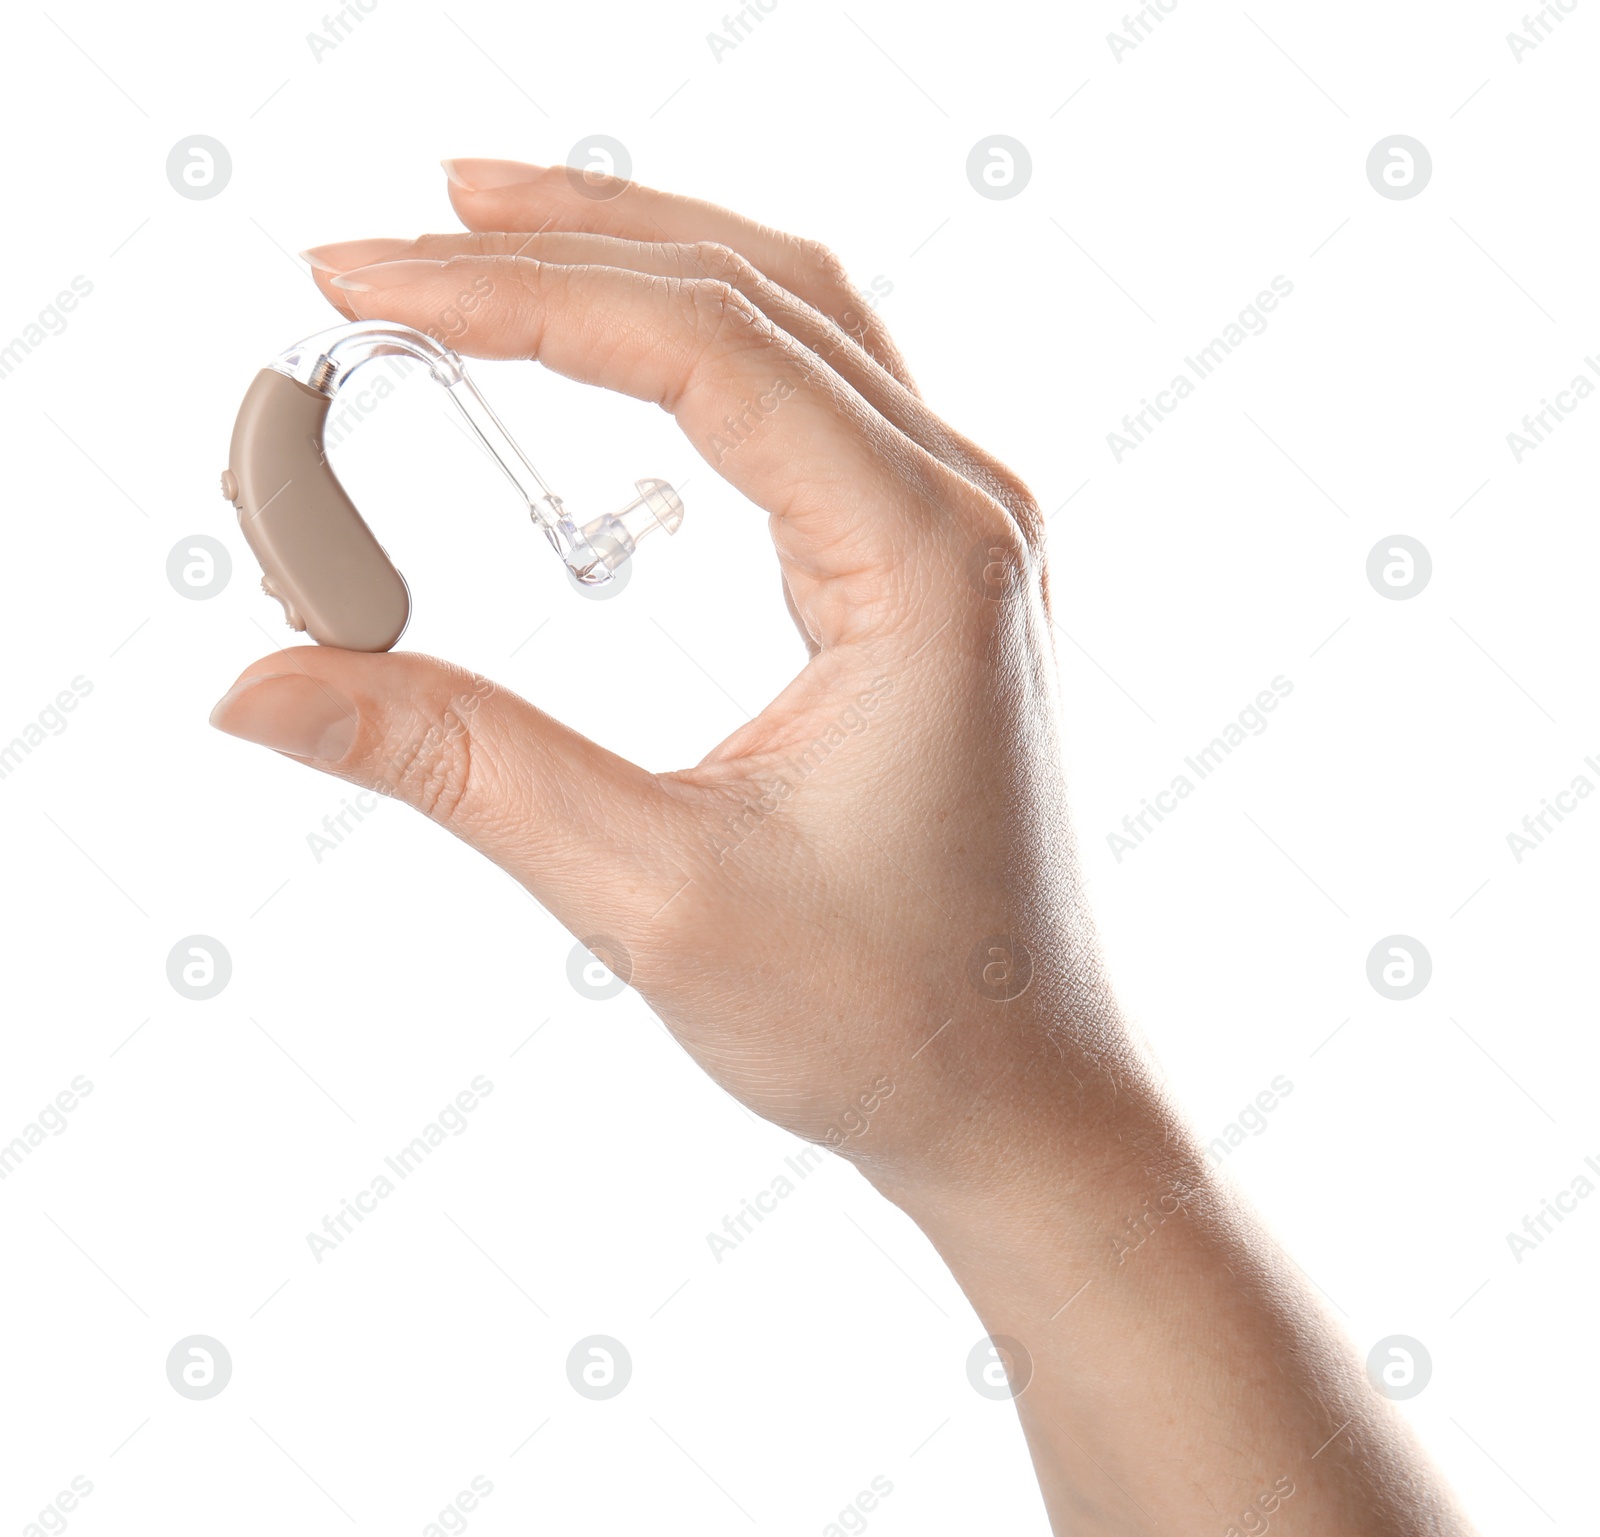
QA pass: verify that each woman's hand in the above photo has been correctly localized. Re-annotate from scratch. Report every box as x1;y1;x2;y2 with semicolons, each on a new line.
211;159;1476;1537
215;157;1110;1192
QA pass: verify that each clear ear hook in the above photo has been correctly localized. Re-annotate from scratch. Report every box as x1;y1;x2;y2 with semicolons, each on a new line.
222;320;683;651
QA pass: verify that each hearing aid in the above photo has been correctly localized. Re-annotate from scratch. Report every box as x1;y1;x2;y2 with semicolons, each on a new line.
221;320;683;651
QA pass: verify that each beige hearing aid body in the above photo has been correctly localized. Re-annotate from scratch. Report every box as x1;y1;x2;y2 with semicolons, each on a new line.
224;322;682;651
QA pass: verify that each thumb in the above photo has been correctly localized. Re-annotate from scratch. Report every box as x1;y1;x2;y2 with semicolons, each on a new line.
210;647;692;931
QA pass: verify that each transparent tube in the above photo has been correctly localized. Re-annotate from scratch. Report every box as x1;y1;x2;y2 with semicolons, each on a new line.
268;321;682;584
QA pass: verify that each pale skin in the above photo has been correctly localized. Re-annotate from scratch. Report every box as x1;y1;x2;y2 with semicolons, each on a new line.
212;158;1476;1536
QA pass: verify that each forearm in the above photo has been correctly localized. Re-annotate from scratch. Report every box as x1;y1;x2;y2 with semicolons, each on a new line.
871;1060;1475;1537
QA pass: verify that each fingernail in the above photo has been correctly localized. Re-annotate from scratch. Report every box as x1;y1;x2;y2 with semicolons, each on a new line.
442;157;547;192
302;237;414;274
330;259;448;293
210;674;358;761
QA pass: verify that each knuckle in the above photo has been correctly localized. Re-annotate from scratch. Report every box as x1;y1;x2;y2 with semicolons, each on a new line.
683;277;769;352
961;504;1041;601
972;501;1028;557
684;240;751;288
376;695;483;828
791;235;901;369
986;468;1046;548
412;732;472;825
490;256;553;355
795;236;852;296
944;433;1047;551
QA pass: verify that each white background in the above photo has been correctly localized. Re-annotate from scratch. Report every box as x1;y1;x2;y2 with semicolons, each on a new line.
0;1;1593;1532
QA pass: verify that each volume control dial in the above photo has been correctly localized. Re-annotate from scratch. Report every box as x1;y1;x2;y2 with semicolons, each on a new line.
260;574;306;632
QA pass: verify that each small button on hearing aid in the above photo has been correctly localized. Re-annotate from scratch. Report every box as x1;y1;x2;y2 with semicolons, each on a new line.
259;574;306;633
223;321;684;652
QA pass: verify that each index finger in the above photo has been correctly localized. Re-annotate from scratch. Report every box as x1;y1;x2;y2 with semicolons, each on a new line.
326;255;977;643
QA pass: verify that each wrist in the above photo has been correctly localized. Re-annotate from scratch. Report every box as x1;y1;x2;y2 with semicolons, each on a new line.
860;1061;1472;1537
862;1028;1204;1279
